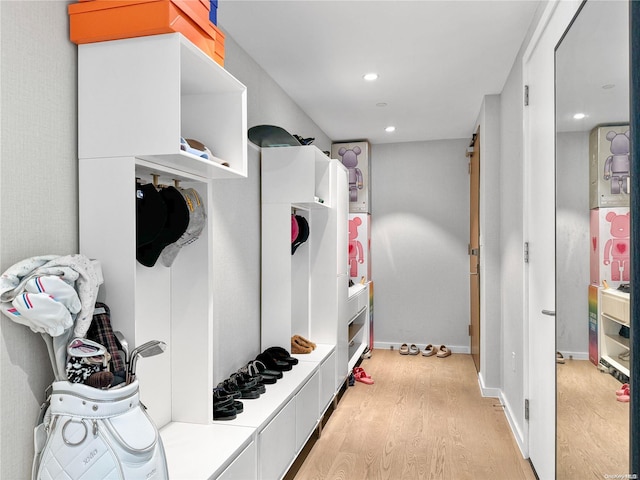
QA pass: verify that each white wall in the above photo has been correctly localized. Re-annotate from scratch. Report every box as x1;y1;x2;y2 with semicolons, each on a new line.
370;139;470;351
556;131;590;357
0;2;78;478
475;95;503;391
223;35;332;154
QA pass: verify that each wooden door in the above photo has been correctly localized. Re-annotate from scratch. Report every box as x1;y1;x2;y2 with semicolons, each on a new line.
469;128;480;372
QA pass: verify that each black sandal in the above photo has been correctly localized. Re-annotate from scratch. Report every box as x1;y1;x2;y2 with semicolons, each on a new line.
256;352;292;372
264;346;299;365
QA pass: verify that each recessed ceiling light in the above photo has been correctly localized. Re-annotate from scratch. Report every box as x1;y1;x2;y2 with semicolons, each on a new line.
376;102;387;107
573;113;587;120
363;73;379;81
385;126;396;133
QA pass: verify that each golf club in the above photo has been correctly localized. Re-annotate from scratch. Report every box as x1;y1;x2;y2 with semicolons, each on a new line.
127;340;167;384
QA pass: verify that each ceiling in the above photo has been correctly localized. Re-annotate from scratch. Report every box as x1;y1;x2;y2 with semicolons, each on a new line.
555;0;629;133
218;0;541;145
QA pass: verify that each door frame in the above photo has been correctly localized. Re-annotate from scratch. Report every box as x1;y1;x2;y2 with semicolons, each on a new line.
469;127;481;372
629;1;639;474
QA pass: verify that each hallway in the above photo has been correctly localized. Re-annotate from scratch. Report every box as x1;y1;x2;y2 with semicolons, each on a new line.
288;349;535;480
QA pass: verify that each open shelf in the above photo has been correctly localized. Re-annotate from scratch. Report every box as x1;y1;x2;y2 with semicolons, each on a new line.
78;33;247;178
599;288;630;377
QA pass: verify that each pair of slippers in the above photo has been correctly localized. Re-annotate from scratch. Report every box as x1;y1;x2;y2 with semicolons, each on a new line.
291;334;316;354
256;346;298;373
422;344;451;358
616;383;631;402
399;343;451;358
353;366;374;385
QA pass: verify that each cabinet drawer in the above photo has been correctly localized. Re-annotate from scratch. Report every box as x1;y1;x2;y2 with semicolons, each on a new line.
258;398;295;480
601;291;629;324
346;285;367;323
346;294;358;322
357;287;368;312
218;440;257;480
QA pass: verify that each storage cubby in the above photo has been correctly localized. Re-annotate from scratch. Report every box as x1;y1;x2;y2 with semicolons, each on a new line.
261;146;336;350
78;33;247;178
261;145;331;207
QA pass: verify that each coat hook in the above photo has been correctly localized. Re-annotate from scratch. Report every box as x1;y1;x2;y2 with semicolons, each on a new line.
151;174;160;187
174;179;181;188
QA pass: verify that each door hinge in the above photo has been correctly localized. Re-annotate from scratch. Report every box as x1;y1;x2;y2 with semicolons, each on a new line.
524;85;529;106
525;398;530;421
468;161;472;174
468;324;472;336
524;242;529;263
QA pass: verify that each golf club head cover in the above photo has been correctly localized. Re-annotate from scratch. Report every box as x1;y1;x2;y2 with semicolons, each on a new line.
8;292;73;337
24;275;81;314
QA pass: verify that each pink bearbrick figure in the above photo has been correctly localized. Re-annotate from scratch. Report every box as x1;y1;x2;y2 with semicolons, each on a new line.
348;217;364;278
603;211;630;281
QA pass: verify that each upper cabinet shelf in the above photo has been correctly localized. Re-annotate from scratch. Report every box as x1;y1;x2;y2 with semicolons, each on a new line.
78;33;247;179
262;146;331;207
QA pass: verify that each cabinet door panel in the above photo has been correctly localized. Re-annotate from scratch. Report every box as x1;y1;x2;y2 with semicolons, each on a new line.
258;398;295;480
296;372;320;453
218;441;257;480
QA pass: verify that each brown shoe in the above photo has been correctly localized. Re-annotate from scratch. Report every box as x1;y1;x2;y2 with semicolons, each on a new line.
422;344;437;357
436;345;451;358
293;334;316;350
291;336;312;354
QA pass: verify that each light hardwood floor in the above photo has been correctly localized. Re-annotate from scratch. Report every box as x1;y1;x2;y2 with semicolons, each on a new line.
287;349;535;480
557;359;630;479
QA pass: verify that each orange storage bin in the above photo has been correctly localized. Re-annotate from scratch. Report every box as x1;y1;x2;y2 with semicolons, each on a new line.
68;0;224;66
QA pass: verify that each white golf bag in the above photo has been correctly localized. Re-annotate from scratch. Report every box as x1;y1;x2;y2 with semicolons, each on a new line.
32;380;168;480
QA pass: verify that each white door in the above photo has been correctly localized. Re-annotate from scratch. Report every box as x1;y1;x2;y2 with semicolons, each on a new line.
522;1;581;478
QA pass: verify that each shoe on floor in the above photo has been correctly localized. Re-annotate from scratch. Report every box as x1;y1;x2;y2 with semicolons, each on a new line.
409;344;419;355
353;367;371;379
399;343;409;355
616;383;630;396
436;345;451;358
353;367;374;385
617;386;630;402
422;344;436;357
556;352;565;364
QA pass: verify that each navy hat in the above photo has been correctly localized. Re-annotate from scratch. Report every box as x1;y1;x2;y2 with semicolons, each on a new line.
136;183;166;248
292;215;309;255
137;186;190;267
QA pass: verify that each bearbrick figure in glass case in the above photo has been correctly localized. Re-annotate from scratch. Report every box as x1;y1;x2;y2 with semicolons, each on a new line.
603;129;630;194
338;146;363;202
603;210;630;282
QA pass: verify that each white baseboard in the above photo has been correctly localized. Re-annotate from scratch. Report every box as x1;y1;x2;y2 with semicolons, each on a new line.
477;375;528;458
557;350;589;361
477;372;501;398
373;341;470;354
499;391;528;458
